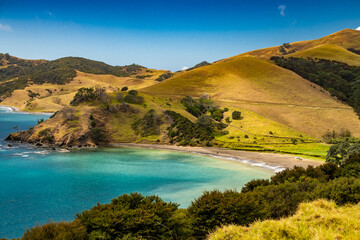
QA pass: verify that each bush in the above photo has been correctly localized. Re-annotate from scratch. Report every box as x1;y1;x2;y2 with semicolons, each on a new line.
210;109;224;121
76;193;192;240
128;89;138;95
121;86;128;91
115;92;124;102
232;111;241;120
196;115;213;129
90;127;106;144
124;94;144;104
21;220;87;240
132;109;162;137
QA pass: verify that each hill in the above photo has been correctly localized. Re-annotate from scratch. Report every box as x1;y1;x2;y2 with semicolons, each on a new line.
142;55;360;138
287;43;360;66
208;199;360;240
238;29;360;60
0;55;168;112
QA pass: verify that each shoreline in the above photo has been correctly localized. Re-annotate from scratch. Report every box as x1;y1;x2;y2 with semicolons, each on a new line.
112;143;323;171
0;105;53;115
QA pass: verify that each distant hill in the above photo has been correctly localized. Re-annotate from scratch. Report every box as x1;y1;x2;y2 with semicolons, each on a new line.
286;44;360;66
0;55;168;112
237;29;360;60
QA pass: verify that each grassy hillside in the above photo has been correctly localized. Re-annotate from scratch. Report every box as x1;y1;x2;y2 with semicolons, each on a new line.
0;54;166;102
208;199;360;240
142;56;360;138
287;44;360;66
1;69;166;112
239;29;360;59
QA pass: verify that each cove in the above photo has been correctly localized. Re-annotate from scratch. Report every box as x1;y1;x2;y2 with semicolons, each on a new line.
0;106;273;239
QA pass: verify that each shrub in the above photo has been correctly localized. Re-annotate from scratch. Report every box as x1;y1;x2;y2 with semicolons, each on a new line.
155;72;174;82
115;92;124;102
128;89;138;95
196;115;213;129
21;220;87;240
124;94;144;104
225;116;231;123
76;193;192;240
210;109;224;121
90;127;106;144
166;110;214;145
132;109;162;137
121;86;128;91
232;111;241;120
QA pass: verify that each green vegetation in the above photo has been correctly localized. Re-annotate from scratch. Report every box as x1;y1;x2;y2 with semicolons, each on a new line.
155;72;174;82
76;193;191;240
272;56;360;116
132;109;162;137
231;110;241;120
166;110;214;146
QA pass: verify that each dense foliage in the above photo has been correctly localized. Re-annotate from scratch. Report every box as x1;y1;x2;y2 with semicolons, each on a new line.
76;193;192;240
272;56;360;116
166;110;214;146
155;72;174;82
132;109;162;137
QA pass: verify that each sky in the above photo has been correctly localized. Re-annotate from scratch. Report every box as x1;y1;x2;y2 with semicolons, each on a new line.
0;0;360;71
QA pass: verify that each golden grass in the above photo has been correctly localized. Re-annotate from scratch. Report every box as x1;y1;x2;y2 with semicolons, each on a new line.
142;56;360;138
1;69;164;112
287;44;360;66
208;199;360;240
239;28;360;60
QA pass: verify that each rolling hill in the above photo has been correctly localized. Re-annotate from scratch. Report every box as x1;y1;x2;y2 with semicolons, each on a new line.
142;54;360;138
0;55;169;112
237;29;360;60
287;43;360;66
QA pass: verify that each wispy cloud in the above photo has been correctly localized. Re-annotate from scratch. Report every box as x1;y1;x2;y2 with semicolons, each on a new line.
0;23;12;31
357;26;360;30
181;66;188;71
278;5;286;16
46;11;54;17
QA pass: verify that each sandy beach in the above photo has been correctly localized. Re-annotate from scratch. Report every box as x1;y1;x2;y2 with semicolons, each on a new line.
113;143;323;170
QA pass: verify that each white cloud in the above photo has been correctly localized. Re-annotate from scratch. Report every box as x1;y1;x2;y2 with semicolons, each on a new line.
356;26;360;30
0;23;12;31
278;5;286;16
182;66;188;71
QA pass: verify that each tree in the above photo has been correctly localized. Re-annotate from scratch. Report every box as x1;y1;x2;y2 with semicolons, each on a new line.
196;115;213;129
232;111;242;120
76;193;192;240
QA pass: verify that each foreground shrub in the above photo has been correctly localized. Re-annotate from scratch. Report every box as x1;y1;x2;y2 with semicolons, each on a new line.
21;220;87;240
76;193;193;240
208;199;360;240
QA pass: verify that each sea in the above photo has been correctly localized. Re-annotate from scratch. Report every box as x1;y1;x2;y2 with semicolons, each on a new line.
0;105;274;239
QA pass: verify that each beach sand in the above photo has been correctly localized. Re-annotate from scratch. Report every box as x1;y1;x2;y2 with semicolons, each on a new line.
113;143;323;170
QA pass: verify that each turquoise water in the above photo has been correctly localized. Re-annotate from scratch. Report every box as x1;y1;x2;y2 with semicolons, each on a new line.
0;106;273;239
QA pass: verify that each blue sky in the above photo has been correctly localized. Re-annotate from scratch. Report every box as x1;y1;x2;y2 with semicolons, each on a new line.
0;0;360;71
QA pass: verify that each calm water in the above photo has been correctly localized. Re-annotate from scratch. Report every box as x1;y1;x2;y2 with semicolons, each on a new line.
0;106;273;239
